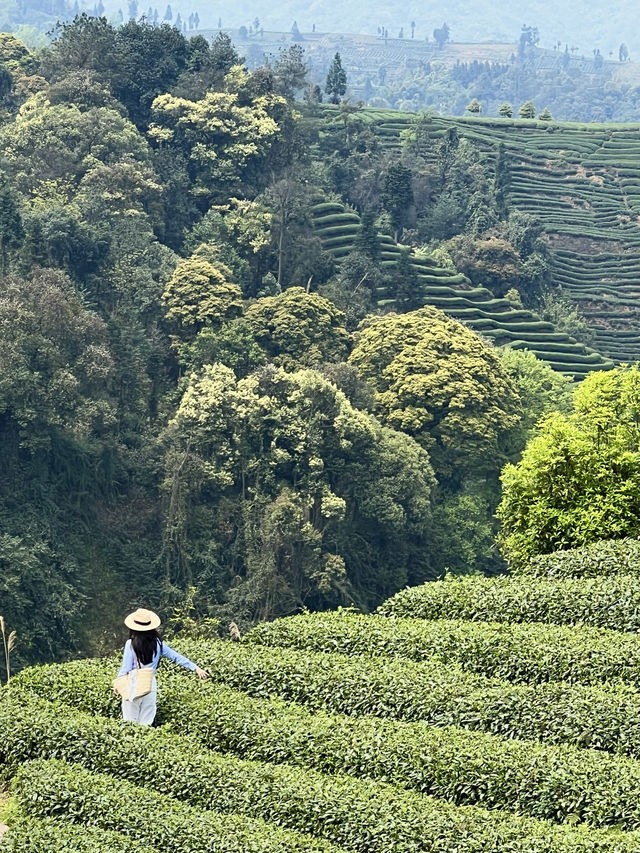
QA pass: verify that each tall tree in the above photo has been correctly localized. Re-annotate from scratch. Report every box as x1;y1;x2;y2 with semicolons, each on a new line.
498;366;640;568
0;171;22;274
382;162;414;241
325;52;347;104
349;307;522;482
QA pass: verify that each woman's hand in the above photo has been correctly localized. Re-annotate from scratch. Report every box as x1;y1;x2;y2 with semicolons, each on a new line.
195;666;209;680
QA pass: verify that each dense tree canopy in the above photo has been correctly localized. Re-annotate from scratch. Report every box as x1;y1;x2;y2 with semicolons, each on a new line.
162;364;435;618
0;22;617;664
349;308;522;481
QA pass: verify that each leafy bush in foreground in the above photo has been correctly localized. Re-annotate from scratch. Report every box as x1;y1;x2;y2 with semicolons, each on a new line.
0;816;158;853
522;539;640;578
2;691;640;851
9;758;343;853
246;610;640;686
13;666;640;829
378;573;640;631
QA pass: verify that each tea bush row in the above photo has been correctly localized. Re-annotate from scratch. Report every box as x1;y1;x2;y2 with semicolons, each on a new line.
378;573;640;631
16;640;640;757
520;539;640;578
4;691;638;853
9;758;343;853
246;610;640;686
13;664;640;829
0;816;158;853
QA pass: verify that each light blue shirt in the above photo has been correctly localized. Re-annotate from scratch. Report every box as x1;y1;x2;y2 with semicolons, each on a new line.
117;639;197;677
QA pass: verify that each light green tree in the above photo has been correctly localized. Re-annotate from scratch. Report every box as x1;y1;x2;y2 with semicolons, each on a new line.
466;98;481;113
498;102;513;117
349;307;522;481
498;365;640;567
538;106;553;121
244;286;350;369
162;247;243;335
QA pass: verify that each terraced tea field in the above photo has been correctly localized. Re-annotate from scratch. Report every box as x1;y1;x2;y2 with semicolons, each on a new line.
342;109;640;366
311;198;613;378
4;539;640;851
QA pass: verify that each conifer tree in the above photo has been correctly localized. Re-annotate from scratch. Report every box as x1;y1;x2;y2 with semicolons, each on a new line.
325;52;347;104
354;208;380;262
518;100;536;119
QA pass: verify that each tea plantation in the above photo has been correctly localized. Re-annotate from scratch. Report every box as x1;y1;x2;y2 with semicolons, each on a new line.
4;539;640;851
318;108;640;372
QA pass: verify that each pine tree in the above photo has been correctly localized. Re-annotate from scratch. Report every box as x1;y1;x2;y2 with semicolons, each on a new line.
325;52;347;104
518;100;536;119
393;249;421;311
498;102;513;118
355;209;380;262
538;107;553;121
163;3;171;20
466;98;481;113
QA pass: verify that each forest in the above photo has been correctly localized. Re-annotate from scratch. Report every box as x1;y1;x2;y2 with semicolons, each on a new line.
2;16;640;673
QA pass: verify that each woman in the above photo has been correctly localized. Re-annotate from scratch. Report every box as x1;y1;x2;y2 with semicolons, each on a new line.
115;607;208;725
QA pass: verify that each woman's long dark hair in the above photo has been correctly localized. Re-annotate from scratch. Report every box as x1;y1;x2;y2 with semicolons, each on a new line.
130;629;162;666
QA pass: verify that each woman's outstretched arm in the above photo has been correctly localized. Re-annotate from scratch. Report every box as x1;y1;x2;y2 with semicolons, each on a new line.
161;642;208;678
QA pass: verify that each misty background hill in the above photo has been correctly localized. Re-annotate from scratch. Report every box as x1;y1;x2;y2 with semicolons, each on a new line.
141;0;637;57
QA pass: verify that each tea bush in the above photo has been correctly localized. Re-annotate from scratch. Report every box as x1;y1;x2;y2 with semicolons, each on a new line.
246;611;640;686
0;816;158;853
378;573;640;631
12;666;640;829
8;758;345;853
3;691;640;847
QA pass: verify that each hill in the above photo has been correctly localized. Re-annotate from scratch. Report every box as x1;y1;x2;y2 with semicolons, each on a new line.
330;108;640;365
5;539;640;849
188;0;638;56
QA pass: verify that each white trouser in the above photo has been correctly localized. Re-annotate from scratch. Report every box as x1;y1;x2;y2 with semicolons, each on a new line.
121;675;157;725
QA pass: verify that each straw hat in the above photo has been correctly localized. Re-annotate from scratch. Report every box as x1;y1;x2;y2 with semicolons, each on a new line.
124;608;161;631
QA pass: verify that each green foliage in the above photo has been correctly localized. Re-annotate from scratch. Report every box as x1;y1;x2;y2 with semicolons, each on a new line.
0;815;159;853
149;72;290;199
244;286;350;368
349;307;522;480
382;162;413;239
162;252;243;334
380;571;640;631
522;538;640;578
15;662;640;833
247;609;640;687
325;53;347;105
518;101;537;119
10;758;342;853
0;268;115;448
162;364;435;615
498;366;640;567
2;689;637;853
497;347;571;442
